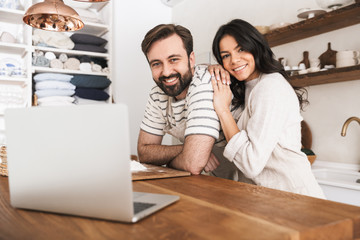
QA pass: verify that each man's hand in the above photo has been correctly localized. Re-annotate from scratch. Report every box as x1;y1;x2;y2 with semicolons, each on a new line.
203;152;220;173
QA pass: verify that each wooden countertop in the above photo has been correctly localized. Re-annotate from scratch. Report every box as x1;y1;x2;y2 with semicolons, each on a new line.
1;175;360;240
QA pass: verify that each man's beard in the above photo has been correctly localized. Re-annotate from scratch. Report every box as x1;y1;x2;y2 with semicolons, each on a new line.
155;63;193;97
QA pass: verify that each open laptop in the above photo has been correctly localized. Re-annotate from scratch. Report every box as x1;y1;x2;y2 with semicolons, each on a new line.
4;104;179;223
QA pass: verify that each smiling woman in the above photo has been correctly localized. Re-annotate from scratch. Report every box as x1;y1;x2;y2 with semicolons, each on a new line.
208;19;324;199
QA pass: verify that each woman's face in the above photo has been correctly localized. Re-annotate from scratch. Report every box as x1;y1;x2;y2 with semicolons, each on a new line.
219;35;259;82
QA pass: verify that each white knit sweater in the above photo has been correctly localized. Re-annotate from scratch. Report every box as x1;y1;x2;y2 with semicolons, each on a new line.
215;73;325;199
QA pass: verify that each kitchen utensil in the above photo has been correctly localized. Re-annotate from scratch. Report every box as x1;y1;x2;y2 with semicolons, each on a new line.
318;42;337;69
315;0;355;10
297;8;326;19
301;120;312;149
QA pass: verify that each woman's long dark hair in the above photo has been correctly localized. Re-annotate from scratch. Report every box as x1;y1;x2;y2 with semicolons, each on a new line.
212;19;308;110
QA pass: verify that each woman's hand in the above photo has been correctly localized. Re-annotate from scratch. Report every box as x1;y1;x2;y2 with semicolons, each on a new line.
208;64;231;85
211;76;232;115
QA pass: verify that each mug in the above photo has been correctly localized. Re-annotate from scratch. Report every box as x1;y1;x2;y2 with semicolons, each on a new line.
336;58;358;68
336;50;360;60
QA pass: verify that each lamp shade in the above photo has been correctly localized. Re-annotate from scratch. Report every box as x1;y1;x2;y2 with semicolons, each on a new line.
23;0;84;32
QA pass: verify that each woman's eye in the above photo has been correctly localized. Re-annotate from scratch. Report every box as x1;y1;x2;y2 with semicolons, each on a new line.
238;48;243;53
221;54;229;59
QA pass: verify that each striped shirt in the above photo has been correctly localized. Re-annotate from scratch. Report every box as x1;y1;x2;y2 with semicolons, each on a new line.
140;65;221;143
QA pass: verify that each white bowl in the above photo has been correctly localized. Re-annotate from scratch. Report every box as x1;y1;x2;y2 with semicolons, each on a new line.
315;0;355;10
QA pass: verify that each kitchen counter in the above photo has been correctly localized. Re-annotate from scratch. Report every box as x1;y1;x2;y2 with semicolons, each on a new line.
1;175;360;240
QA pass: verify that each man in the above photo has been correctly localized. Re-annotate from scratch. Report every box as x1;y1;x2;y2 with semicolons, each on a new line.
137;24;222;175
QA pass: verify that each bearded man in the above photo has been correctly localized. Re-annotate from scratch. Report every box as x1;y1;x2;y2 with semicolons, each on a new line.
137;24;221;175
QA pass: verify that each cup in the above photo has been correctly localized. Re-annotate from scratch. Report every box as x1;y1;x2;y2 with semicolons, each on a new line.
336;58;357;68
310;58;320;68
336;50;360;61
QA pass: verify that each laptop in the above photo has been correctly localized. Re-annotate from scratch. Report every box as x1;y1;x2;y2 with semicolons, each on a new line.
4;104;179;223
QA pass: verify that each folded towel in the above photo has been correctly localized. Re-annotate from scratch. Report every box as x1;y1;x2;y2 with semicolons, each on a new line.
37;96;75;104
35;81;76;90
50;59;63;69
45;52;56;60
33;73;73;82
91;63;102;72
35;89;75;98
73;44;107;53
64;58;80;70
75;88;109;101
70;75;111;89
32;55;50;67
59;53;68;63
33;29;74;50
74;96;107;105
79;62;92;72
70;33;107;46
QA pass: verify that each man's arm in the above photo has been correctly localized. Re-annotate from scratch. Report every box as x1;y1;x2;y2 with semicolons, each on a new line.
169;134;215;175
137;129;183;166
137;130;216;175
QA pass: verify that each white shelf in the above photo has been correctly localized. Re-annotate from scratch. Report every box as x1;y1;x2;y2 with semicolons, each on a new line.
33;66;109;77
0;42;28;55
32;46;109;58
0;76;28;83
0;8;25;23
79;21;109;36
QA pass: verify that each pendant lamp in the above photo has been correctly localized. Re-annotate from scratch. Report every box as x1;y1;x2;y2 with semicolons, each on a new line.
23;0;84;32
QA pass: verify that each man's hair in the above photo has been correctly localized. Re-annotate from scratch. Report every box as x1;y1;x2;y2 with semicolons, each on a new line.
141;24;193;58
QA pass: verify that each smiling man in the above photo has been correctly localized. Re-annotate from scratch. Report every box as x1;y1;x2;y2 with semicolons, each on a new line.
137;24;221;175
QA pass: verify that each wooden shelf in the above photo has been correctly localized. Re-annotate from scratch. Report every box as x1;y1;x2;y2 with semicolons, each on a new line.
289;65;360;87
264;3;360;47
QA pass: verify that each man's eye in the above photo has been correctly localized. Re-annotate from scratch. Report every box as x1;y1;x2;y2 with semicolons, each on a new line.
151;62;160;68
170;58;179;63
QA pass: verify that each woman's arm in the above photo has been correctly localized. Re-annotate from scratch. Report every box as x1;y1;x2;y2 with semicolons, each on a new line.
211;77;239;142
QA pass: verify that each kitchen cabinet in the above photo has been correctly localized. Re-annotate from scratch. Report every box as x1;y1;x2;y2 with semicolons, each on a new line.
264;3;360;87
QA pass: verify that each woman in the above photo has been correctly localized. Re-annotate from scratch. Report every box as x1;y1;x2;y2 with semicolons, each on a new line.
209;19;325;198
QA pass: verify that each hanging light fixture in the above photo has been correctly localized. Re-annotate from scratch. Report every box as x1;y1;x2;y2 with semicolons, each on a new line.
23;0;84;32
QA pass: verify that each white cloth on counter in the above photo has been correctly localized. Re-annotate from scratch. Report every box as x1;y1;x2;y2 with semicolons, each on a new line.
79;62;92;72
35;89;75;98
35;81;76;90
33;29;74;50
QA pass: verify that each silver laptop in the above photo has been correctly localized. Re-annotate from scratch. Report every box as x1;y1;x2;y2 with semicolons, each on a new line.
4;104;179;223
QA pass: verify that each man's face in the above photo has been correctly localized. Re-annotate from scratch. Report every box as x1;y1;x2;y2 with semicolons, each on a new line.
147;34;195;100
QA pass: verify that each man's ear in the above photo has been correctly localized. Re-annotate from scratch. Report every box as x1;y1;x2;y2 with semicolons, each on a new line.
189;51;195;68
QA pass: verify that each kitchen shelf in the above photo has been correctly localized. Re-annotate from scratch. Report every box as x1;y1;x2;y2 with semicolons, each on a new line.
0;42;28;55
289;65;360;87
0;8;25;23
32;46;109;59
33;66;109;77
264;3;360;47
78;21;109;36
0;76;28;83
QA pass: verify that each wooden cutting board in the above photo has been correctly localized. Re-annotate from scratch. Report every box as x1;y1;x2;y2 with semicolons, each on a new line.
301;120;312;149
132;163;191;181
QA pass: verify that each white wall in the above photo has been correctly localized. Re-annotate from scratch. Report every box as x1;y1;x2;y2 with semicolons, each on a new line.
172;0;360;165
112;0;172;155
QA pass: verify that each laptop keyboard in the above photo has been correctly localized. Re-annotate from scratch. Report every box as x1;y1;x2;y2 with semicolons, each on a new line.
133;202;156;214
